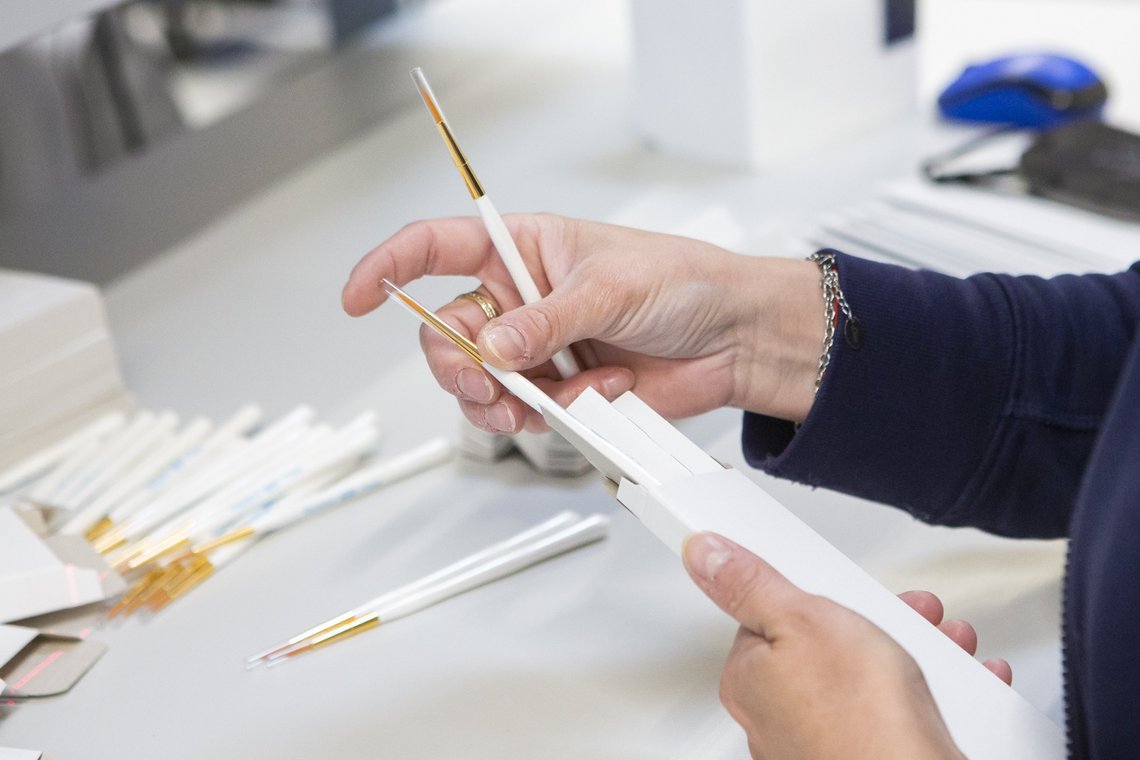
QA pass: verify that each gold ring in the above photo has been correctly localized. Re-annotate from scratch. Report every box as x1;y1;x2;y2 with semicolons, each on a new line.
456;289;500;320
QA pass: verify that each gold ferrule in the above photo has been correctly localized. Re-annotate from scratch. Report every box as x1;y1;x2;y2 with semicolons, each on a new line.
266;610;355;660
248;613;358;664
107;566;166;618
125;567;167;602
145;588;173;612
111;537;157;569
436;122;484;199
269;615;381;663
167;560;214;602
129;536;190;570
85;516;115;542
125;564;183;615
94;533;127;555
111;545;146;573
288;613;357;647
142;560;198;611
383;281;483;364
153;561;194;594
192;526;255;556
307;615;383;651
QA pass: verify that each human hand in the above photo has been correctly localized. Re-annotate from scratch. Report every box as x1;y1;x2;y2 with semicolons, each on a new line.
342;215;823;433
895;590;1013;686
682;532;1010;760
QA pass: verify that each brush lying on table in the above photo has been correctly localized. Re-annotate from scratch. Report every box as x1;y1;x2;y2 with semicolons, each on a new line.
246;510;609;667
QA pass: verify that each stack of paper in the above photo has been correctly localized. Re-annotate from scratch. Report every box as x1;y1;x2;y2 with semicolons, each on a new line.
458;425;514;463
0;269;130;472
458;425;592;477
795;178;1140;277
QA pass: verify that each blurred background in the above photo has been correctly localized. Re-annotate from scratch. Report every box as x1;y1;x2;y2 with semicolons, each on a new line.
1;0;1137;283
0;0;419;282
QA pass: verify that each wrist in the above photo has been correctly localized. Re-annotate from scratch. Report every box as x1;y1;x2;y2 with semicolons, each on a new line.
728;257;824;422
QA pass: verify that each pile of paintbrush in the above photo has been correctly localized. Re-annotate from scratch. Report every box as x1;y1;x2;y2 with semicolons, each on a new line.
0;404;454;617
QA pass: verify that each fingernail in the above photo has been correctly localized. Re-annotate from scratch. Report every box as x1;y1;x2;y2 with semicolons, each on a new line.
485;403;516;433
601;370;634;400
484;324;527;363
456;368;493;402
683;533;733;583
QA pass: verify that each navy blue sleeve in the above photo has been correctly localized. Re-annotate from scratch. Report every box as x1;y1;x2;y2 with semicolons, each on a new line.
743;252;1140;539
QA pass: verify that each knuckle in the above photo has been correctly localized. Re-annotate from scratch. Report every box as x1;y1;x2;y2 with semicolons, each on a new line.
521;305;560;349
395;219;423;237
716;559;774;621
718;579;757;623
781;594;827;634
528;211;563;238
718;672;744;723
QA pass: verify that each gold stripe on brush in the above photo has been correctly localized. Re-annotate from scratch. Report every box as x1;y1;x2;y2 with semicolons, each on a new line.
381;280;483;364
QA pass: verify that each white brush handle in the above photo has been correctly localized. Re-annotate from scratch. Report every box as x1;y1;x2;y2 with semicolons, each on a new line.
209;403;265;442
41;411;157;505
372;514;610;623
120;406;315;541
70;412;179;509
253;436;454;534
189;425;379;542
104;404;264;526
349;510;585;618
475;195;580;379
108;403;264;528
103;418;214;510
0;411;126;494
26;438;103;504
158;425;334;543
58;417;211;535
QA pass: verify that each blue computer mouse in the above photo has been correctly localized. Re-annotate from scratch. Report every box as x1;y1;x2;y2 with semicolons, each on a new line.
938;53;1107;129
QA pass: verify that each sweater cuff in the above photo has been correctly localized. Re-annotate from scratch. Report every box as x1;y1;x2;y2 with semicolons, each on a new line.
741;252;1016;526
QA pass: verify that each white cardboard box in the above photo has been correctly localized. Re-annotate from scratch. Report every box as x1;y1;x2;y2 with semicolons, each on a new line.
631;0;917;169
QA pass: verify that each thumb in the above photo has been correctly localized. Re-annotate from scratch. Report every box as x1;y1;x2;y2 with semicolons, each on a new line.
475;287;601;371
683;532;804;637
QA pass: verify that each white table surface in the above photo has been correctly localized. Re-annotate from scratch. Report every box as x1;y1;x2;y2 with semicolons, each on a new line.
8;0;1140;756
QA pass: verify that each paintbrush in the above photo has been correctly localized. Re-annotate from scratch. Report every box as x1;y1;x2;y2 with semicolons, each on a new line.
409;67;581;380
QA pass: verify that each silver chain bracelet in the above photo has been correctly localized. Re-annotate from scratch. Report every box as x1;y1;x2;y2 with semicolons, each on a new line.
808;251;856;395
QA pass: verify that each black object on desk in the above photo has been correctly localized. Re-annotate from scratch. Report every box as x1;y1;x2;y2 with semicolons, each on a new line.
1019;121;1140;222
923;121;1140;223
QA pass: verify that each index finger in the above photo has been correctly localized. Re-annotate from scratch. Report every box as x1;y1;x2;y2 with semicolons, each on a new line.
342;217;503;317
